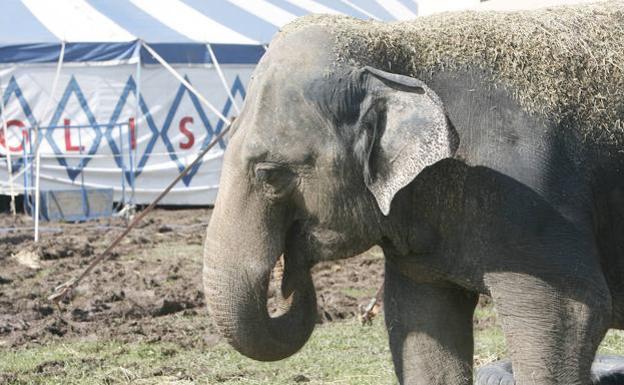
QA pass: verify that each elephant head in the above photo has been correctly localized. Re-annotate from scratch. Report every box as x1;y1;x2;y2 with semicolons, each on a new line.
203;25;458;361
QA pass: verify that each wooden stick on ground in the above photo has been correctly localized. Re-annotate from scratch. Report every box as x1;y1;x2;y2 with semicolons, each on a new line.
359;284;384;325
48;125;231;306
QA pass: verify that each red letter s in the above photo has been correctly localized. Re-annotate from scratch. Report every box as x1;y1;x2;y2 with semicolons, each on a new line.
179;116;194;150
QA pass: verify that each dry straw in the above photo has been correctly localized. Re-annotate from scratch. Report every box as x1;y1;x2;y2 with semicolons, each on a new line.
283;1;624;153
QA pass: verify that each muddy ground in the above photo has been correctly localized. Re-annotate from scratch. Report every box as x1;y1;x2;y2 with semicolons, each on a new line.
0;208;387;349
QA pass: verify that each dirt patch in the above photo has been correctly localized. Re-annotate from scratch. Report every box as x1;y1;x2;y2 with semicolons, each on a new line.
0;208;387;349
34;359;65;374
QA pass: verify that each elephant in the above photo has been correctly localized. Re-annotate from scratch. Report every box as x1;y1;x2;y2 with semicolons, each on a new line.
203;3;624;385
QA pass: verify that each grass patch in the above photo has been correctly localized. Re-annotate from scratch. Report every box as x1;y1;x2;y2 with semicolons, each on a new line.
0;320;394;385
599;329;624;356
2;302;624;384
340;287;378;298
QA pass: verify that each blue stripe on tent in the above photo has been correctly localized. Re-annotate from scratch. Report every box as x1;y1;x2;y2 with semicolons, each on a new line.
0;44;62;63
140;43;265;65
349;0;396;21
0;1;401;64
398;0;419;14
62;42;140;62
87;0;192;43
0;42;263;64
140;43;208;64
265;0;308;17
182;0;279;44
311;0;370;19
0;0;59;45
0;42;138;63
210;44;265;64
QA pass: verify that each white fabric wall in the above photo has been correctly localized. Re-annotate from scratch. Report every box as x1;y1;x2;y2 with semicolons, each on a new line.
0;64;252;205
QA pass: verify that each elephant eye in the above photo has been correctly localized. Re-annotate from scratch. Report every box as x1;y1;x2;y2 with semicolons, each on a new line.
254;163;296;197
255;164;281;182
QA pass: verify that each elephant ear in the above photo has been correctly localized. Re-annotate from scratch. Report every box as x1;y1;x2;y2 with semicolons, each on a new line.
358;66;457;216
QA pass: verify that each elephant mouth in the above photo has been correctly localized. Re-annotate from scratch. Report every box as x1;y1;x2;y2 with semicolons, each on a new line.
277;255;294;301
286;219;348;263
279;222;309;301
268;254;295;311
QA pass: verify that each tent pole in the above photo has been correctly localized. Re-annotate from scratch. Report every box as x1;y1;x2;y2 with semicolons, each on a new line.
34;41;65;242
206;44;240;114
78;122;89;218
131;52;141;207
22;135;30;215
118;122;126;209
141;42;230;125
0;82;16;217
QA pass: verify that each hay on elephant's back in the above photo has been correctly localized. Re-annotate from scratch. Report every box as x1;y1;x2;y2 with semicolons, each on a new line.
282;1;624;151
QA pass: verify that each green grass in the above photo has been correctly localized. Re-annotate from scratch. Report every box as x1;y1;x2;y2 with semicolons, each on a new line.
0;320;394;385
2;303;624;384
598;329;624;356
339;287;379;298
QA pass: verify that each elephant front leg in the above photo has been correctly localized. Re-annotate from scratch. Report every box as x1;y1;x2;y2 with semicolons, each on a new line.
385;262;478;385
487;272;611;385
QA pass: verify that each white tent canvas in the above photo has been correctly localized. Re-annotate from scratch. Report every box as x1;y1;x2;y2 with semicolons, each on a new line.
2;0;590;212
0;0;425;211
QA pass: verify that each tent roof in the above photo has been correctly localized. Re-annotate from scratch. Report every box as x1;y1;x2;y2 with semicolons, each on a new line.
0;0;416;64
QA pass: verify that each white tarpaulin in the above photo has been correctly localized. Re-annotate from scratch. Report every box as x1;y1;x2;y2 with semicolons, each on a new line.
2;0;594;209
0;64;251;205
0;0;415;210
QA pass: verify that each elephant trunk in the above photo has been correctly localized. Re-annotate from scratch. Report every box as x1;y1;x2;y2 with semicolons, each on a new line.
203;195;317;361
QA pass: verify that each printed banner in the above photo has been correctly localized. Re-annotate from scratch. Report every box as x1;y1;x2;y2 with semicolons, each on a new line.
0;63;253;205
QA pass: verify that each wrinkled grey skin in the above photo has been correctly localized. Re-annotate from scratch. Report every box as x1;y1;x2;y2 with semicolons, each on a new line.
203;25;624;385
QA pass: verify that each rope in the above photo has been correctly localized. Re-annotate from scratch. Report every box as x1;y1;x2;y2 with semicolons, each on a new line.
48;123;231;305
142;42;231;126
207;43;241;114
